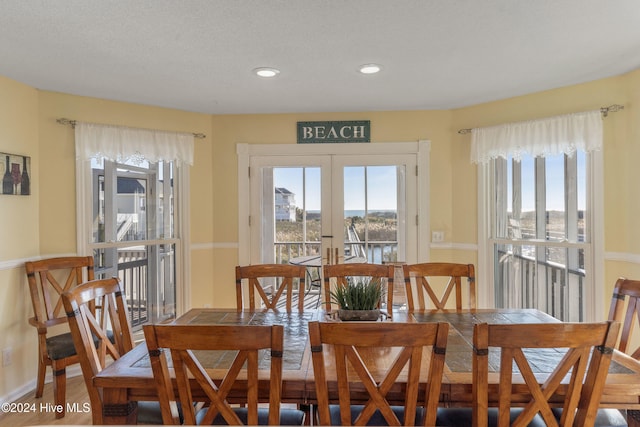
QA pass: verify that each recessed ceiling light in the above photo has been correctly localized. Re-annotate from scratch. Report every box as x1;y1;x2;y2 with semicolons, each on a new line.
359;64;382;74
253;67;280;78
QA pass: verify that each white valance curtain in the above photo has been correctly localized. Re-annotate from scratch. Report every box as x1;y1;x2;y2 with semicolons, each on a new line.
75;122;194;165
470;110;602;163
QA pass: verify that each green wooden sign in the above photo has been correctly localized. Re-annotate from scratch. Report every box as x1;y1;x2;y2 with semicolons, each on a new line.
297;120;370;143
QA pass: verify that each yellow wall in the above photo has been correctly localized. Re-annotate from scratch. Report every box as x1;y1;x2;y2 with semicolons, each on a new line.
0;75;40;402
1;68;640;401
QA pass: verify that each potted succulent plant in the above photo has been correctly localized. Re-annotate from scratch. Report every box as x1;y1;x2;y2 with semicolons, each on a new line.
330;277;383;321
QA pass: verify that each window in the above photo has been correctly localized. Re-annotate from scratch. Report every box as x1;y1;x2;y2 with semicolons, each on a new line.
75;122;193;329
88;158;178;328
474;110;604;321
489;152;592;321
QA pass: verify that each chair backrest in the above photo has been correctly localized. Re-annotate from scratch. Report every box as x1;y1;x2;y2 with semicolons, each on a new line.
322;263;394;312
143;323;286;425
309;320;449;426
61;277;134;425
25;256;95;330
608;277;640;359
235;264;306;311
403;262;475;311
472;321;620;427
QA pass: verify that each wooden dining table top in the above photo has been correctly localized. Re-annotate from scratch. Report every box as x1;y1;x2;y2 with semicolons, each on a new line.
94;307;640;425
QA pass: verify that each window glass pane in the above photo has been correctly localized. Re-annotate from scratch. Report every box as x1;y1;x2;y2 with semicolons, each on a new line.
507;159;513;217
495;158;509;239
157;161;175;239
520;156;535;239
577;151;586;242
494;243;538;308
116;176;148;241
545;154;565;242
93;173;105;243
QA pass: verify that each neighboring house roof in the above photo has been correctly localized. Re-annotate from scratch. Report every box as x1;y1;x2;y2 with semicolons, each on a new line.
275;187;293;196
117;177;146;194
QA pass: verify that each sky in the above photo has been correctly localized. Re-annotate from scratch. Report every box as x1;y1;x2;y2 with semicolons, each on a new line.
274;165;398;212
273;152;585;214
509;152;586;212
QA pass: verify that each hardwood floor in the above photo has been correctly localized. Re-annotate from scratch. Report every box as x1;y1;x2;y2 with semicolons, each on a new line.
0;375;92;426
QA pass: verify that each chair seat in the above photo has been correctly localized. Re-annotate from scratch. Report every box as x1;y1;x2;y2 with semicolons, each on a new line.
436;407;547;427
592;409;628;427
197;406;305;425
329;404;426;426
46;330;115;360
551;408;628;427
46;332;78;360
136;401;165;425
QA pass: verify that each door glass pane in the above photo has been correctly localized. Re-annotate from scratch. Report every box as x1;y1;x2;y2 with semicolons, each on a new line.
273;167;321;264
344;165;399;263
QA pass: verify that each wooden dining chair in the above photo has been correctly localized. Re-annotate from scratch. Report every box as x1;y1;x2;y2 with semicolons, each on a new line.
143;323;306;425
25;255;94;418
402;262;475;311
608;277;640;359
235;264;307;311
62;277;163;425
598;277;640;427
448;321;619;427
308;320;449;426
322;263;394;313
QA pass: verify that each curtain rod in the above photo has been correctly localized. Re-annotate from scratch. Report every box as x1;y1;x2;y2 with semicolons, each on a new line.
457;104;624;135
56;118;206;139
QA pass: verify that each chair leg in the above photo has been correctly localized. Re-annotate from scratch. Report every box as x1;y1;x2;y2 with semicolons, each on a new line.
35;357;46;398
52;365;66;418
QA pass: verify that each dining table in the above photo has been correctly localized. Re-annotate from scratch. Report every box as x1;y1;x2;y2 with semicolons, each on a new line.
94;307;640;425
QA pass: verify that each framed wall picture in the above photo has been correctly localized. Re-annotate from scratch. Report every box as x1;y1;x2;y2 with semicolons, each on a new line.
1;152;31;195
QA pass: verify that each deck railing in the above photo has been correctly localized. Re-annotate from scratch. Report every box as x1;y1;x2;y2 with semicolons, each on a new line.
95;247;169;330
108;242;585;325
118;256;148;327
495;248;585;322
273;241;399;265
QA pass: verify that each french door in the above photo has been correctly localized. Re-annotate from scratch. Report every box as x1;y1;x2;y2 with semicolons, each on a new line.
238;142;430;270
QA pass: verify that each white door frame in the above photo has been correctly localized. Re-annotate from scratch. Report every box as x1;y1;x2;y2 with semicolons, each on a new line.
237;141;431;266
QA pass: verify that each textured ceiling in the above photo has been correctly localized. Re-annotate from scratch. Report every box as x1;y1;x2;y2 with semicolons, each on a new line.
0;0;639;114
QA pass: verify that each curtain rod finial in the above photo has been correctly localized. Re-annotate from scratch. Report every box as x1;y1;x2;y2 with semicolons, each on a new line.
601;104;624;117
56;118;77;127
